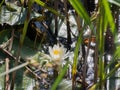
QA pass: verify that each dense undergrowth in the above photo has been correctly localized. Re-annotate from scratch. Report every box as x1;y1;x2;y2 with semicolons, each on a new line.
0;0;120;90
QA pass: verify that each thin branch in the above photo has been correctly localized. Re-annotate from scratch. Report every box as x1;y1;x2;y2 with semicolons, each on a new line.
5;58;10;90
64;0;71;50
0;62;29;77
0;46;41;80
4;29;14;90
54;0;58;37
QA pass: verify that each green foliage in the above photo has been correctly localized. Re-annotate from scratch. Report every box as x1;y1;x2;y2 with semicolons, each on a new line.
109;0;120;6
51;62;69;90
0;2;41;25
0;0;120;90
102;0;116;36
35;0;62;17
69;0;90;25
69;0;120;90
20;0;34;46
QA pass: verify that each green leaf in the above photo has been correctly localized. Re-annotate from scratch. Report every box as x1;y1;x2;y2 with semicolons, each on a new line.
0;30;11;44
68;0;90;25
102;0;116;36
108;0;120;6
72;33;82;73
105;63;120;79
20;0;34;46
51;62;68;90
114;46;120;58
0;2;41;25
35;0;62;17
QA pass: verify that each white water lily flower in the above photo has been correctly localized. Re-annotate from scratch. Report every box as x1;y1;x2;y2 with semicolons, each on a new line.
49;44;67;64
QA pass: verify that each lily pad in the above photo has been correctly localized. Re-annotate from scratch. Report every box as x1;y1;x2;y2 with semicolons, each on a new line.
0;2;41;25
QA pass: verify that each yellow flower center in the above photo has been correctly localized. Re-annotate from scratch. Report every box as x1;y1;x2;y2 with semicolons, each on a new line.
53;49;60;55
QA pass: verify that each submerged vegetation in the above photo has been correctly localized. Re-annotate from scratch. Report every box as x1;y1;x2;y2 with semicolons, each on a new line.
0;0;120;90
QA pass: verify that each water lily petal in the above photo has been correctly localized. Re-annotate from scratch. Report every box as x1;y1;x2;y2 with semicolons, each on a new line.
48;43;68;64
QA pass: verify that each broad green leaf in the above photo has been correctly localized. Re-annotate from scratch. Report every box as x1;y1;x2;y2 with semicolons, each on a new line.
0;30;11;44
0;30;40;63
0;30;11;59
0;30;39;90
0;2;41;25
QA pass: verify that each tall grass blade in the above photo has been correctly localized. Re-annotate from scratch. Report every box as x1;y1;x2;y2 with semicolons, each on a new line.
68;0;90;25
105;63;120;80
72;32;83;89
51;62;68;90
105;46;120;71
108;0;120;7
20;0;34;46
102;0;116;36
35;0;62;17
